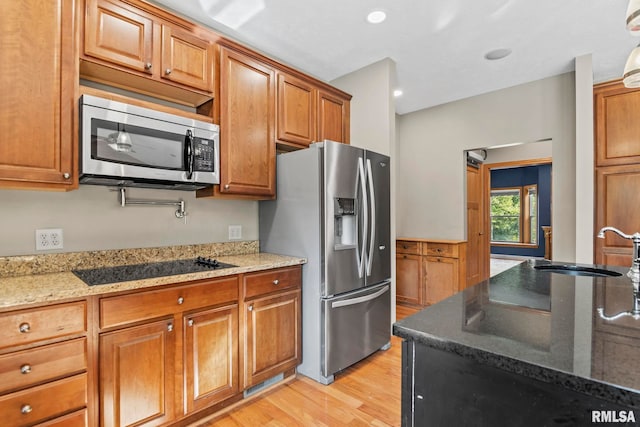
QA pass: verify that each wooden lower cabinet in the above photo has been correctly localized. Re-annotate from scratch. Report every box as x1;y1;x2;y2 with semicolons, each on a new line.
184;304;238;413
0;301;89;427
97;266;302;425
396;253;422;306
423;256;459;306
99;319;176;427
244;289;301;388
396;239;467;307
242;267;302;389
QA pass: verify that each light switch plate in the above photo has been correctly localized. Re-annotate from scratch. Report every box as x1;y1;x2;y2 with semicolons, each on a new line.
228;225;242;240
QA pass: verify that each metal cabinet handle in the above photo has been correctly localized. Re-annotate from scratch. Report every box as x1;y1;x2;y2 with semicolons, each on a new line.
248;304;253;312
224;184;230;189
144;62;152;70
165;68;172;75
273;279;279;285
177;297;184;305
167;323;173;332
19;323;30;333
188;319;194;327
379;245;386;250
21;404;32;414
63;172;70;179
20;364;31;374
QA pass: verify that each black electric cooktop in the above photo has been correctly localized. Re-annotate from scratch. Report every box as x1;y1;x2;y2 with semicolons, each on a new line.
72;257;236;286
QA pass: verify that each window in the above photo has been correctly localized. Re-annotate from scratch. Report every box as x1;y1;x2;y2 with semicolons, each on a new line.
490;185;538;245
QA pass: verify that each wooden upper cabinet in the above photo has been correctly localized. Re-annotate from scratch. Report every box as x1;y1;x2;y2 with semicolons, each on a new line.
0;0;76;190
595;164;640;266
277;72;316;148
219;45;276;197
83;0;215;97
161;25;214;92
84;0;153;74
595;82;640;167
317;90;350;144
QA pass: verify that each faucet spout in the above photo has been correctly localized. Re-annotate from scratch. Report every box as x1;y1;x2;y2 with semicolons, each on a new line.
597;226;632;240
598;226;640;284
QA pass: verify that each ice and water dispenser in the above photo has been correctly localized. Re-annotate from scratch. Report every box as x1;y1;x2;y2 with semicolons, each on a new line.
334;198;357;248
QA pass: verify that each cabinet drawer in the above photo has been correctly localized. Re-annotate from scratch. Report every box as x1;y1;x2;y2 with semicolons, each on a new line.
396;241;420;255
243;266;302;299
0;373;87;427
423;243;458;258
0;338;86;394
0;302;86;351
36;409;87;427
100;277;238;329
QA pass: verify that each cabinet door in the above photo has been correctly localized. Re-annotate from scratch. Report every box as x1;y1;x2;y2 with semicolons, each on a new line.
317;90;349;144
595;82;640;167
276;73;316;148
0;0;75;189
595;165;640;266
100;319;175;427
161;25;214;92
184;304;238;414
84;0;153;74
244;290;301;388
219;46;276;197
423;257;458;306
396;254;422;306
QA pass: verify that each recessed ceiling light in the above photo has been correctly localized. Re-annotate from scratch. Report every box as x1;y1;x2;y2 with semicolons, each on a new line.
484;48;512;61
393;89;403;97
367;10;386;24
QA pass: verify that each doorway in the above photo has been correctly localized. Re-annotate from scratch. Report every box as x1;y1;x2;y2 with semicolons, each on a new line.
465;140;553;286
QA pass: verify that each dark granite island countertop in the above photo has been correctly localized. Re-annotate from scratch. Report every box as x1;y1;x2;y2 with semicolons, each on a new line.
393;259;640;426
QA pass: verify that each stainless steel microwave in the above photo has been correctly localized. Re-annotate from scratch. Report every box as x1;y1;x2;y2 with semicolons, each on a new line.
80;95;219;190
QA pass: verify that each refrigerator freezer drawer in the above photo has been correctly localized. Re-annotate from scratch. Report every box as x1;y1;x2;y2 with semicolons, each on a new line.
322;282;391;377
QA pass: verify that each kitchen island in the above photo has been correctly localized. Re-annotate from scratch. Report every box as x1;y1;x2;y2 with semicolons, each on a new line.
393;260;640;426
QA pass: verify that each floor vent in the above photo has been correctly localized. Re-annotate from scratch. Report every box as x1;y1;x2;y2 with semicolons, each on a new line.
243;373;285;398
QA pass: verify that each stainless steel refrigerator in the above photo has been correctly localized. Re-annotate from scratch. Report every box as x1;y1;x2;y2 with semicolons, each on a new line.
259;140;391;385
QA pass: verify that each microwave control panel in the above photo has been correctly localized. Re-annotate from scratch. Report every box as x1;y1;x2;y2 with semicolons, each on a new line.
193;138;215;172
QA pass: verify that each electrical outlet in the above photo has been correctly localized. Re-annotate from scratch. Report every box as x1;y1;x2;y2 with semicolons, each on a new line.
35;228;64;250
228;225;242;240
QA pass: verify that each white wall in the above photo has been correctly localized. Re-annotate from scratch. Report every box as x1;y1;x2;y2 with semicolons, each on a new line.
331;58;398;320
0;186;258;256
397;72;577;262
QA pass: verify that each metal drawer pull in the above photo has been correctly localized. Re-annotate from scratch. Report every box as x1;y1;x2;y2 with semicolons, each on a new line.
167;323;173;332
165;68;172;75
21;404;32;414
188;319;194;327
177;297;184;305
273;279;279;285
20;364;31;374
19;323;30;333
248;305;254;312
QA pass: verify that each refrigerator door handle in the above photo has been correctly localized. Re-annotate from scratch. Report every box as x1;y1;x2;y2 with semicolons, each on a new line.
357;156;368;278
331;285;390;308
366;158;376;276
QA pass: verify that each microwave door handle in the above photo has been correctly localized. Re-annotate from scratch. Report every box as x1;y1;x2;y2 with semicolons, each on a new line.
184;129;194;179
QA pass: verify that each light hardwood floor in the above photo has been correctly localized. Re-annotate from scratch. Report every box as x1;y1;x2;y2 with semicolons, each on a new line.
194;304;420;426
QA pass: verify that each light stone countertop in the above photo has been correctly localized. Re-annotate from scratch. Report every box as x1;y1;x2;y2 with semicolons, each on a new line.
0;252;306;310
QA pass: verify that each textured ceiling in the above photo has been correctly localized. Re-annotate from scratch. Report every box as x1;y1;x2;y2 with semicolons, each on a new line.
152;0;637;114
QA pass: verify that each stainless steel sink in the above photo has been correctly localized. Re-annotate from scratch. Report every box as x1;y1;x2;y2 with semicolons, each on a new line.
533;264;622;277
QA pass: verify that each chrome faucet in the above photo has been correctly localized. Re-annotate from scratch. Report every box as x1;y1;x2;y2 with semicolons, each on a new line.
597;226;640;284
